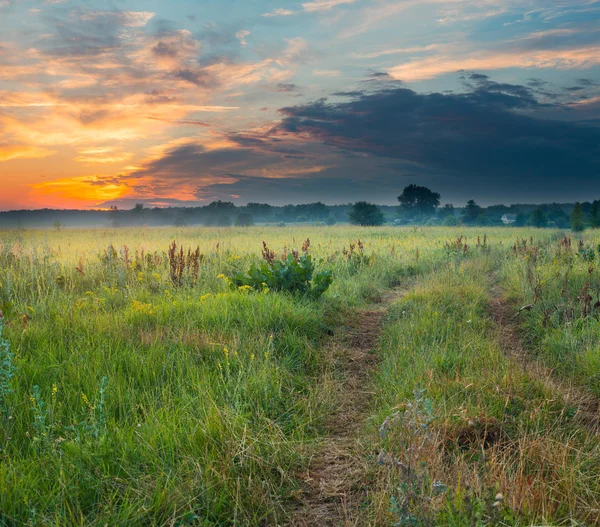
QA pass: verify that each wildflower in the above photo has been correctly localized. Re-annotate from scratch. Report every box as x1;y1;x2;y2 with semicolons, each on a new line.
264;352;269;359
217;274;226;280
433;311;439;317
223;347;229;357
250;354;255;360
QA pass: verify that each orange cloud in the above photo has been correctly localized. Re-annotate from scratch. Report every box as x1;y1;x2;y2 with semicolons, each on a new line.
31;175;131;206
0;144;55;161
388;46;600;81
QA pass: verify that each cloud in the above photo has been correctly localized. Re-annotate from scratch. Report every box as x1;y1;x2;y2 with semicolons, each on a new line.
235;30;250;47
388;46;600;81
262;0;356;17
313;69;341;77
0;144;55;161
351;44;441;59
274;79;600;191
277;83;301;92
79;11;155;28
262;8;297;17
302;0;357;12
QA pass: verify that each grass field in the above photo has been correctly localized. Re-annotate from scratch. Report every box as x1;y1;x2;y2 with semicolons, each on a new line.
1;226;600;526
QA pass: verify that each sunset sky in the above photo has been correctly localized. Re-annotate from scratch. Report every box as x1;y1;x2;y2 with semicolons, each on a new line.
1;0;599;210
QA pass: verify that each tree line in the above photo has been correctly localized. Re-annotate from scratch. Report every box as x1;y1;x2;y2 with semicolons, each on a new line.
0;187;598;231
347;185;599;231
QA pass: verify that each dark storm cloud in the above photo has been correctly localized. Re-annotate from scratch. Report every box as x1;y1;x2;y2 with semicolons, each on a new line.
275;80;600;184
115;74;600;205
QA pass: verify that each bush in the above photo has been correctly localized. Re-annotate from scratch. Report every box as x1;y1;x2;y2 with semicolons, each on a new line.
233;240;333;298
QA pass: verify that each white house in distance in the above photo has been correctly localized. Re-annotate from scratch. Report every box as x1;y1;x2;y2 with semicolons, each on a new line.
501;214;517;225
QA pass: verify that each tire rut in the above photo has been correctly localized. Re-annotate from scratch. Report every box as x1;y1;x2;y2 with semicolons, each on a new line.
489;285;600;432
286;288;404;527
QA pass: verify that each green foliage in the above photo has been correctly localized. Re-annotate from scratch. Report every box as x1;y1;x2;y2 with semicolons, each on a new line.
348;201;385;226
514;212;528;227
461;199;483;224
578;244;596;261
571;202;586;232
234;241;333;298
0;319;15;418
530;207;548;228
235;212;254;227
398;185;441;216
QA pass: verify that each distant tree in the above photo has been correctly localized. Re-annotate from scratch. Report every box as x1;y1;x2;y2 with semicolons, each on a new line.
437;204;455;219
591;200;600;228
442;215;460;226
53;220;62;231
173;212;187;227
235;212;254;226
132;203;145;225
245;203;272;219
348;201;385;226
530;208;548;228
514;212;528;227
110;205;121;228
547;206;570;228
206;201;235;212
325;216;336;226
462;200;483;224
398;185;441;216
571;202;586;232
216;214;232;227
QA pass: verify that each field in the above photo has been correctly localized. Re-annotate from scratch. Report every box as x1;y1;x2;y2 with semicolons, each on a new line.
1;225;600;526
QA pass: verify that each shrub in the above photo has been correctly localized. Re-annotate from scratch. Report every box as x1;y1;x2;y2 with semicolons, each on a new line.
233;239;333;298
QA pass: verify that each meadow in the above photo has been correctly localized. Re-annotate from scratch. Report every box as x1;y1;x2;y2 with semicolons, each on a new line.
1;225;600;526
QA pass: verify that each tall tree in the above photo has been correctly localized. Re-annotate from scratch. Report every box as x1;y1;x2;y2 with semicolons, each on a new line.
462;199;483;224
530;208;548;228
397;185;441;215
348;202;385;226
571;202;586;232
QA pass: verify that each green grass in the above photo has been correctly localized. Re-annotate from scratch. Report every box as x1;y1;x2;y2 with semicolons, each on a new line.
367;249;600;525
1;226;600;525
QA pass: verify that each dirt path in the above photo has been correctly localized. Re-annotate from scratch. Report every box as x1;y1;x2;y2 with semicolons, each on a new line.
489;285;600;431
287;288;404;526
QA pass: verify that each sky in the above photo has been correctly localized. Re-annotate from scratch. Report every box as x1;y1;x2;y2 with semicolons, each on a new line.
0;0;599;210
